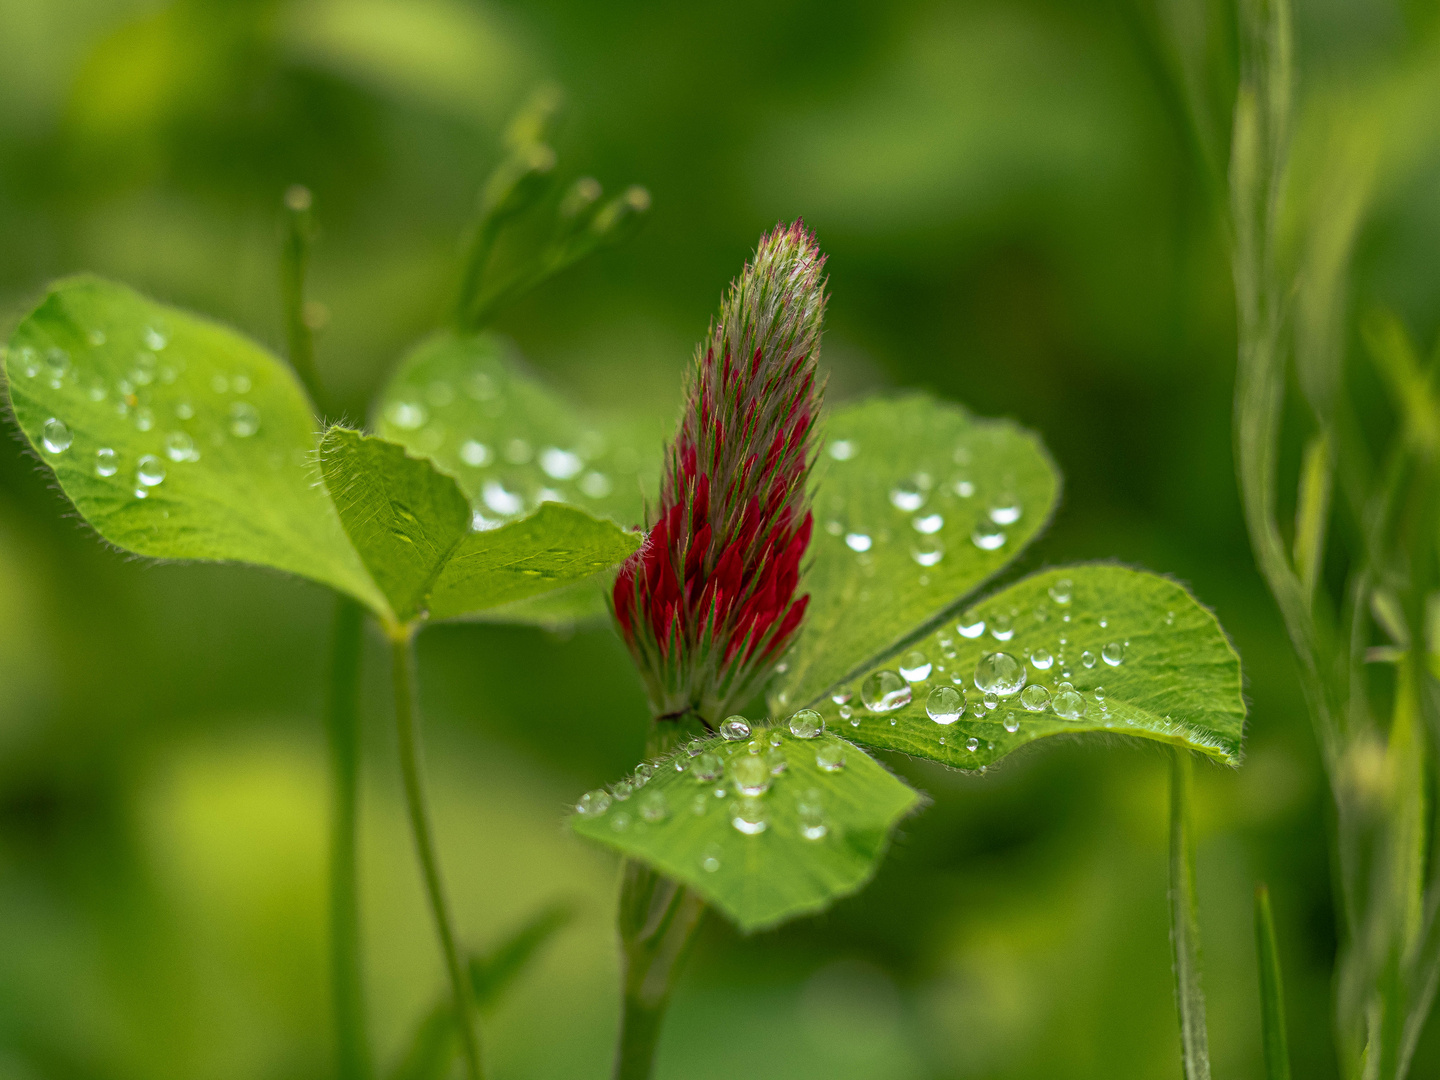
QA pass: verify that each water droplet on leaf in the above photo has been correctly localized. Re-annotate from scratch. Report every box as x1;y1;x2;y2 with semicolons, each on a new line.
1102;642;1126;667
899;650;931;682
719;716;751;741
926;685;963;724
577;790;611;817
41;418;71;454
788;709;824;738
974;652;1026;696
860;671;911;712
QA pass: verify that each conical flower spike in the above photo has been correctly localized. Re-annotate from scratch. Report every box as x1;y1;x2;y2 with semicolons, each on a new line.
613;221;827;724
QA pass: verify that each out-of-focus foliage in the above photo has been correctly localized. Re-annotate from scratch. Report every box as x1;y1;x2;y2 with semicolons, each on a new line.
2;1;1440;1078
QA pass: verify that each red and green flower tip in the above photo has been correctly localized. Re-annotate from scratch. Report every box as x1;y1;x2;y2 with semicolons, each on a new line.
614;221;828;725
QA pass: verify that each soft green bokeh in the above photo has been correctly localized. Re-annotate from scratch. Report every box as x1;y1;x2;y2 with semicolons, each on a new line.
1;1;1437;1078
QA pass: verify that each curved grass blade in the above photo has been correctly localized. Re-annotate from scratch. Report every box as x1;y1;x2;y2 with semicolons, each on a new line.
808;564;1245;769
1255;884;1292;1080
771;392;1060;713
570;727;921;933
4;276;385;612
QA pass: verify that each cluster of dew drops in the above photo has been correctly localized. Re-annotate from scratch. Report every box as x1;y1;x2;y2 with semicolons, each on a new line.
574;710;841;876
821;435;1021;582
824;577;1139;755
381;364;642;532
13;325;265;502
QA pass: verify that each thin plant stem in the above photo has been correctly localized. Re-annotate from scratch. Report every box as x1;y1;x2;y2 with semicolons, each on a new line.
390;626;483;1080
1169;747;1212;1080
279;184;372;1079
1255;884;1293;1080
326;596;372;1080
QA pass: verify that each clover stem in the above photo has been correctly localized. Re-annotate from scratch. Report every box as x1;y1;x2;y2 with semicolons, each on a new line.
391;626;483;1080
612;718;709;1080
326;596;372;1080
280;185;326;412
1169;747;1212;1080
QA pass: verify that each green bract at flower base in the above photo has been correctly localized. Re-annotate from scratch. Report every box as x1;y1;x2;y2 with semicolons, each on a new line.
2;276;641;634
568;394;1244;934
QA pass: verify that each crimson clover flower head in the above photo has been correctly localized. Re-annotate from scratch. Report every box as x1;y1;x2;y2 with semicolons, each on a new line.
613;221;827;724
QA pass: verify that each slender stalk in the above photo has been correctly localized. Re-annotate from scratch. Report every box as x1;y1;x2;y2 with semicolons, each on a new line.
1169;748;1212;1080
279;183;372;1079
327;596;372;1080
1255;884;1293;1080
281;184;326;411
390;626;483;1080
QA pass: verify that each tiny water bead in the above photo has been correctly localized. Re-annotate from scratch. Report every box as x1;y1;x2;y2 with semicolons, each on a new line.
1102;641;1126;666
1030;649;1054;671
913;513;943;534
957;617;986;639
889;478;925;512
971;524;1006;551
95;447;118;477
831;689;853;705
965;736;980;752
610;779;634;801
731;754;771;796
898;650;931;682
1081;650;1096;669
844;532;872;553
459;440;492;466
719;716;751;741
610;812;631;832
633;762;654;785
576;790;611;817
1020;684;1051;712
133;406;155;432
911;536;944;566
1003;712;1021;733
164;431;198;463
1053;689;1085;720
788;709;824;738
41;418;72;454
732;797;768;835
974;651;1026;696
860;670;912;713
815;743;846;773
990;613;1014;641
926;685;963;724
982;691;999;709
701;845;723;872
579;471;612;498
540;446;584;479
988;499;1022;525
388;400;428;429
229;401;260;437
136;455;166;488
765;749;788;775
1048;579;1073;605
797;792;828;840
691;753;723;782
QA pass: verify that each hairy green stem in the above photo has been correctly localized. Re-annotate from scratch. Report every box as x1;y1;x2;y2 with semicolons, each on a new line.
1169;748;1212;1080
327;596;372;1080
391;628;483;1080
281;185;326;412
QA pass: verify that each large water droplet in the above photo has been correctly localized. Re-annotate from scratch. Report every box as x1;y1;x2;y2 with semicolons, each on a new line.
971;524;1006;550
1020;684;1050;712
913;513;943;535
576;790;611;816
732;797;768;835
889;478;924;512
731;754;771;796
861;671;912;712
41;418;72;454
844;532;872;553
95;447;118;477
229;401;260;437
957;617;986;639
1102;641;1126;667
926;685;963;724
974;652;1026;696
719;716;751;741
816;743;846;772
898;650;931;682
164;431;198;462
789;709;823;738
691;753;723;782
1053;689;1085;720
1048;579;1073;605
911;536;944;566
136;455;166;487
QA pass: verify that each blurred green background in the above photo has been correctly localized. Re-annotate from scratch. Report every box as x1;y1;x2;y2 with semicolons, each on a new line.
2;1;1439;1077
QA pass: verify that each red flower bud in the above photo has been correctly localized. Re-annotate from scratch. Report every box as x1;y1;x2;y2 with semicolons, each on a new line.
613;221;827;723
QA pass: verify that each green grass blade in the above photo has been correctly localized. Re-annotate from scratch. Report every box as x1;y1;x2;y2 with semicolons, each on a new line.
1255;884;1292;1080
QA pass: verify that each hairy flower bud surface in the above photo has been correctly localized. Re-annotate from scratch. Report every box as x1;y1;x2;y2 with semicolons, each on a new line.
613;222;827;723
